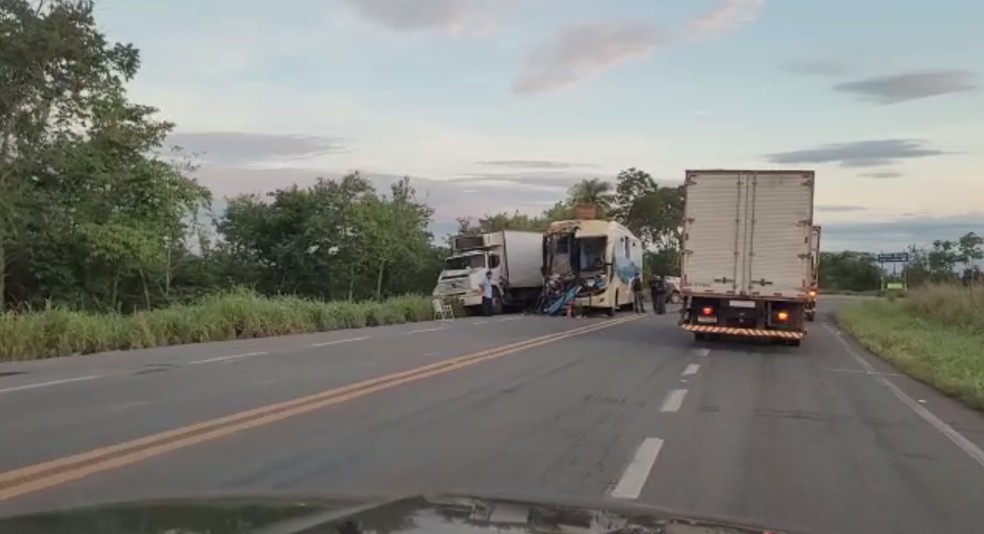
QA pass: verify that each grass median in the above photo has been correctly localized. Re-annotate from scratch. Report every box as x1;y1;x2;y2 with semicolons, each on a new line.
0;290;463;362
836;285;984;411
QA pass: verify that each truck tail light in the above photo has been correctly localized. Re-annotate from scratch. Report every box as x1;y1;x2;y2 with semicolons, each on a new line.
701;307;714;316
776;311;789;322
809;290;817;298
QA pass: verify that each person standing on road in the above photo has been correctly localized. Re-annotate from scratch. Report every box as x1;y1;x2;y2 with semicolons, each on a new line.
651;274;668;315
631;273;646;313
480;270;495;316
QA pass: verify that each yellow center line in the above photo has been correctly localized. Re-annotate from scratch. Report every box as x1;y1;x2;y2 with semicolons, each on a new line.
0;314;641;501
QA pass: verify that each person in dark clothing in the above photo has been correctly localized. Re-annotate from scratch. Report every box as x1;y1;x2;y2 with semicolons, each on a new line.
480;270;495;316
631;273;645;313
651;274;668;315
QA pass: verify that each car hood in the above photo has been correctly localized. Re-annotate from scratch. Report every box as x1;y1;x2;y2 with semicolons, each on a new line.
0;492;798;534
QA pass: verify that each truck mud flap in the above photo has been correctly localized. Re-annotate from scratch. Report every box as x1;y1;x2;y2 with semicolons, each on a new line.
682;324;805;340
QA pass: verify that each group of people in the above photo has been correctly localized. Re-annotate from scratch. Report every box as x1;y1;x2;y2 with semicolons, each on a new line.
631;273;669;315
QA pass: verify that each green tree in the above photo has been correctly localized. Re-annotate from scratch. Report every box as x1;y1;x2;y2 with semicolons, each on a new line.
567;178;614;216
1;0;209;311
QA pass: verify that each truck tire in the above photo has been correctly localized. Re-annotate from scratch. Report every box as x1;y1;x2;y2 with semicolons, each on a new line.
492;288;504;315
806;311;816;322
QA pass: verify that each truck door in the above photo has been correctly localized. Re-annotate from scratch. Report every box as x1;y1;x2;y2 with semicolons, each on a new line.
682;171;748;295
741;172;814;298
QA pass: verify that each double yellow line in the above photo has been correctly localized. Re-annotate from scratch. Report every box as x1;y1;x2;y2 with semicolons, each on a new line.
0;314;641;502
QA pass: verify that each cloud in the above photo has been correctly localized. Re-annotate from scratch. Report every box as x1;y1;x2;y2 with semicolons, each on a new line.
834;69;978;104
781;59;849;76
476;160;598;170
816;205;867;213
168;132;345;166
823;213;984;252
860;171;904;179
685;0;766;40
513;21;666;95
766;139;947;168
340;0;517;36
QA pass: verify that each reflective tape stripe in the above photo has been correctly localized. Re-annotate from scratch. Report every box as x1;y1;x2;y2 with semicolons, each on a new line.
681;324;805;339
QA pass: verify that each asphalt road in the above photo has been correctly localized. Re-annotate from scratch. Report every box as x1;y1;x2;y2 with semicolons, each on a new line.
2;297;984;534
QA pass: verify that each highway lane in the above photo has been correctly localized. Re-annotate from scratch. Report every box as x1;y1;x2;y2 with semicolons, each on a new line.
0;314;618;470
3;299;984;533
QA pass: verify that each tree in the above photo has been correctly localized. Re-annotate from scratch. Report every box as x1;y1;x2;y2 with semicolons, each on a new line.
567;178;614;216
1;0;210;311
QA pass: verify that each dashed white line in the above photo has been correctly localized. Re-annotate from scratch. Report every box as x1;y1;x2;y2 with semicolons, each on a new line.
660;389;688;412
825;367;903;377
825;323;984;469
310;336;370;348
695;348;711;357
471;321;489;325
189;352;268;365
610;437;664;500
0;375;101;394
107;400;151;411
682;363;701;376
496;316;523;322
406;327;446;334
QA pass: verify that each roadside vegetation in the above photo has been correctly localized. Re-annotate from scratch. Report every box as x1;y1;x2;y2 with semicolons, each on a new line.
838;284;984;411
0;291;448;361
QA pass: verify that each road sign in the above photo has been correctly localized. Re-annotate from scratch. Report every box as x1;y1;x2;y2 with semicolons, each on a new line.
877;252;909;263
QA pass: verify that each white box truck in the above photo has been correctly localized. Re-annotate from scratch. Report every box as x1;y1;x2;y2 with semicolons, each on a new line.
432;230;544;315
678;170;815;346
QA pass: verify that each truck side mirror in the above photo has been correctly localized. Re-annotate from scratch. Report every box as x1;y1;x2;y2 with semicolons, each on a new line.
489;254;501;268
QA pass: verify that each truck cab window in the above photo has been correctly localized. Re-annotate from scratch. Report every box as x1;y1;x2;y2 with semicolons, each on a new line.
489;254;501;268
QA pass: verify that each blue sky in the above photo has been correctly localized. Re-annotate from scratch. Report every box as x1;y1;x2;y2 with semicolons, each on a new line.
95;0;984;251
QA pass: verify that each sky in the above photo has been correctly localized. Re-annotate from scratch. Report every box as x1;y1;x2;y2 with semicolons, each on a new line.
94;0;984;252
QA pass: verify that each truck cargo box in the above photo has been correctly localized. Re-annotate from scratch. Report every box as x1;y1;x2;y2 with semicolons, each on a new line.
681;170;815;301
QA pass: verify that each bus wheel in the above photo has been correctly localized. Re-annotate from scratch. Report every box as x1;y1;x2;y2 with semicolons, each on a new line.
608;291;617;317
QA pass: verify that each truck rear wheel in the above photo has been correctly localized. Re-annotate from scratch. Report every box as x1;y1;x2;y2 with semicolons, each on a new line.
806;311;816;322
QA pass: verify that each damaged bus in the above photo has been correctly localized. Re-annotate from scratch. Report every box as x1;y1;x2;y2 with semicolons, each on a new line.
542;218;643;316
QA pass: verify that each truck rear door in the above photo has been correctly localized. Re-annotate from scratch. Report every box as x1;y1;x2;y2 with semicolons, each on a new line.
743;171;815;298
681;171;745;296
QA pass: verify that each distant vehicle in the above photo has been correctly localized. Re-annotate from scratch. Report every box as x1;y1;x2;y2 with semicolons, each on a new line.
806;225;821;321
433;231;544;315
678;169;815;346
543;218;643;316
664;275;682;303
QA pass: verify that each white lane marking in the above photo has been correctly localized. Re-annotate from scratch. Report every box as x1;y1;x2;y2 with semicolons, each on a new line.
610;437;664;499
695;348;711;357
682;363;701;376
253;378;284;387
824;367;904;377
472;321;489;325
406;327;446;334
189;352;268;365
497;317;523;322
0;375;101;394
825;323;984;469
107;400;151;411
310;336;370;348
660;389;688;412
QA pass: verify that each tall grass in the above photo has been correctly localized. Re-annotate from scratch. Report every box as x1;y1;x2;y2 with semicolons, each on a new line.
0;290;455;362
837;284;984;410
